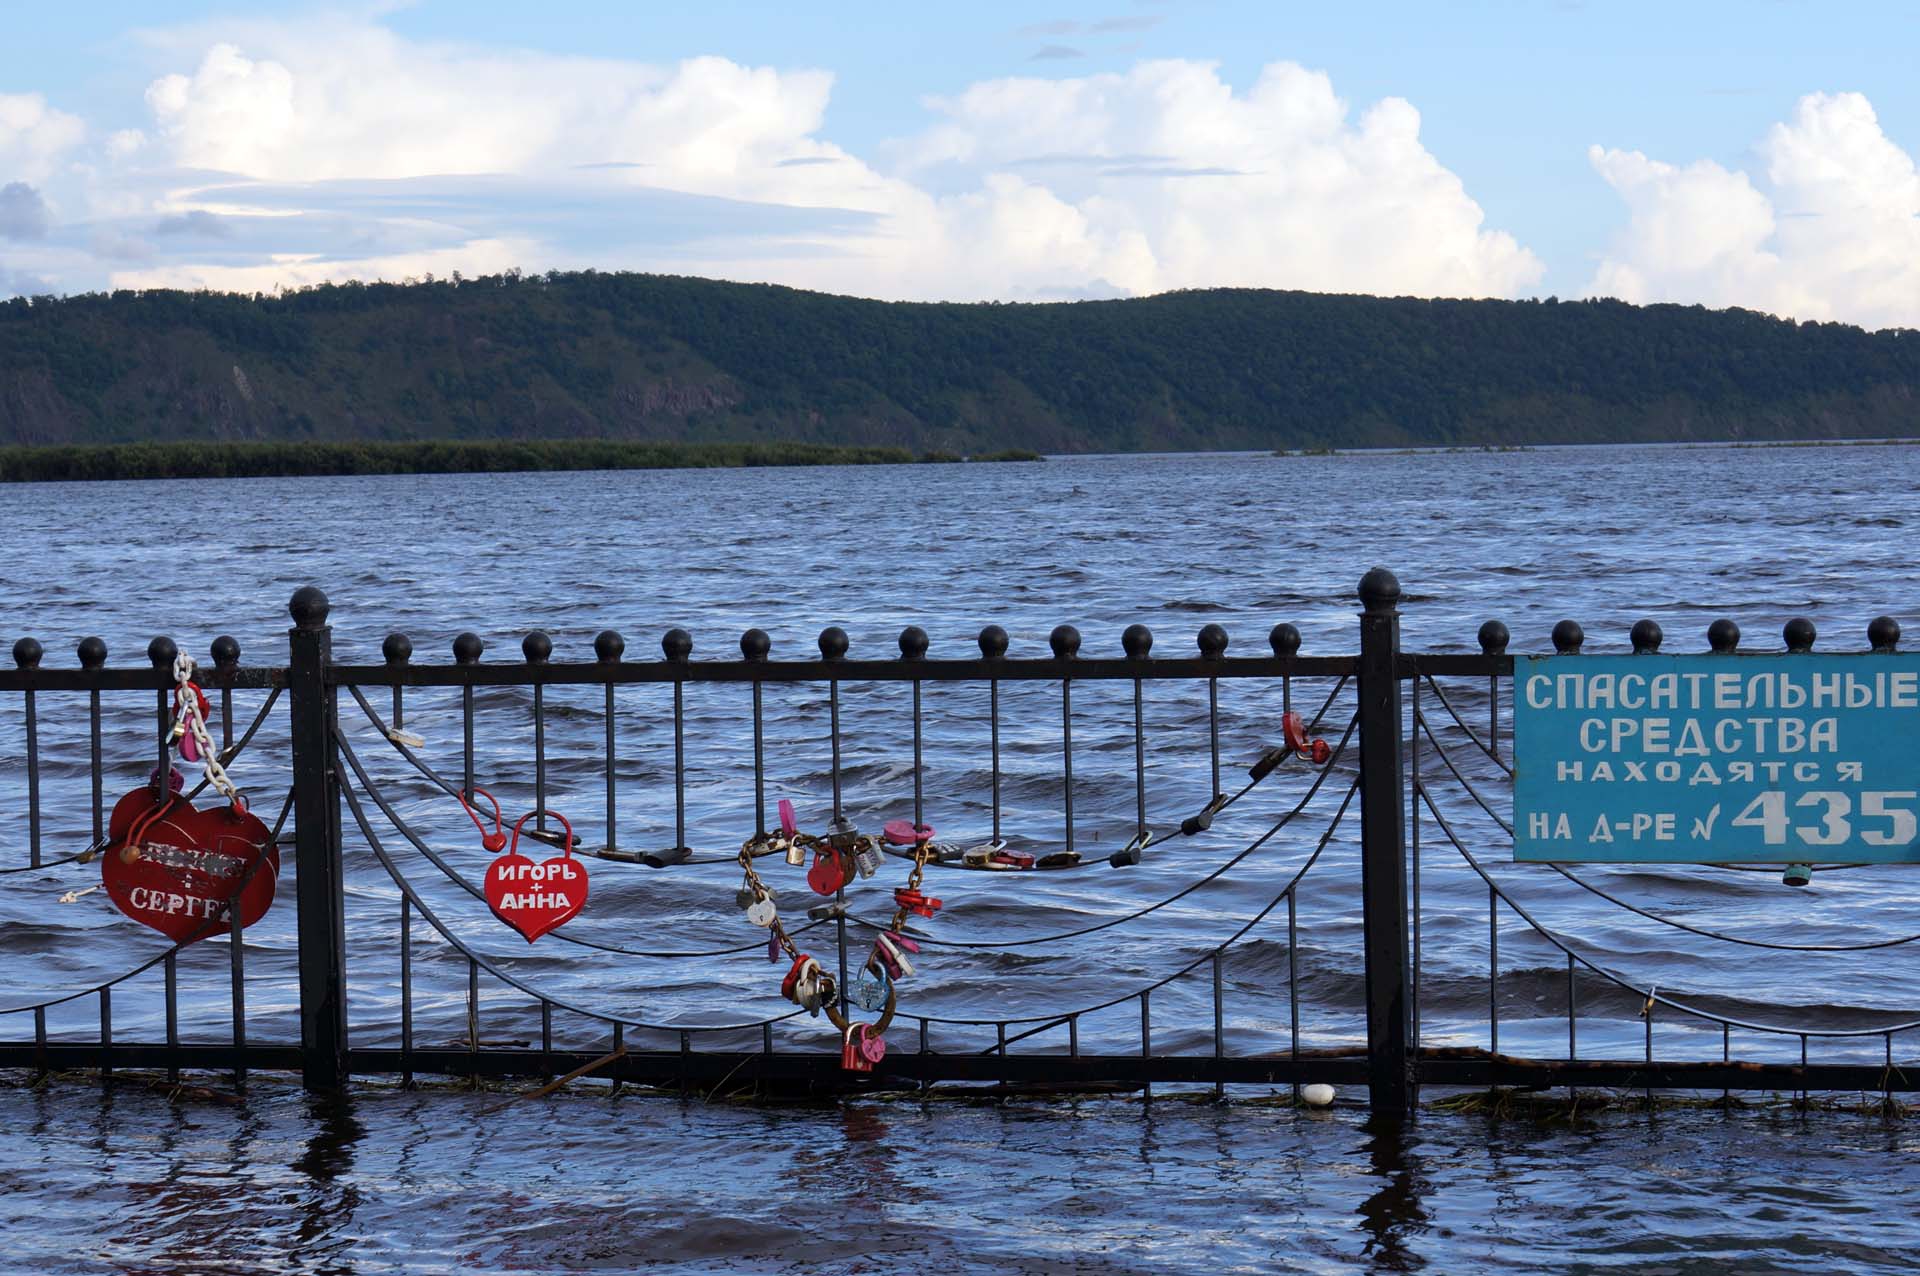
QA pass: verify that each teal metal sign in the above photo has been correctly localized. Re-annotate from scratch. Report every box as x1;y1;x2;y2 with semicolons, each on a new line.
1512;654;1920;862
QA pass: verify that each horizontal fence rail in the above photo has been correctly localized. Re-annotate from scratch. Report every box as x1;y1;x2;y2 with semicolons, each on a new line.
2;573;1913;1116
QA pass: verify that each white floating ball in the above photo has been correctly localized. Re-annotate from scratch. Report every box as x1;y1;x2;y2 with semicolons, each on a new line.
1301;1083;1336;1107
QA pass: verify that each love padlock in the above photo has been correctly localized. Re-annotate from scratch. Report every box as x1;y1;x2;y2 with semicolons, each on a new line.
807;847;849;896
851;966;892;1012
882;820;935;847
745;898;778;927
893;886;941;918
841;1022;882;1074
872;930;917;980
853;839;883;880
781;954;822;1005
1282;711;1331;764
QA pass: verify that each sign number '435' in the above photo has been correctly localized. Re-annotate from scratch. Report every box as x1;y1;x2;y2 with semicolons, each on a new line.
1511;653;1920;863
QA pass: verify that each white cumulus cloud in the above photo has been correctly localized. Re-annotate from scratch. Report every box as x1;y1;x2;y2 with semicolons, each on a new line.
1588;92;1920;330
81;16;1541;305
0;93;85;185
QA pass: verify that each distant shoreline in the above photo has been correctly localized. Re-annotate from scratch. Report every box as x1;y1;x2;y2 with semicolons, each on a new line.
0;440;1045;483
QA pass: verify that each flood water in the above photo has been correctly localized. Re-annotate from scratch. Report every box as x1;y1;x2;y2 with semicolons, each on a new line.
2;443;1918;1273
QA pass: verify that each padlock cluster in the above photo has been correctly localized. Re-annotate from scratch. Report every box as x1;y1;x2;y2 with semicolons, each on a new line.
734;802;959;1072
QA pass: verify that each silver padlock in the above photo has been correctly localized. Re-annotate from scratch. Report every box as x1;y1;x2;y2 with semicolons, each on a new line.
746;898;778;927
854;839;883;879
735;884;758;910
783;838;805;867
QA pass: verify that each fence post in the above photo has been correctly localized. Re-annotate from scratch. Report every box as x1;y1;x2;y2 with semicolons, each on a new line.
288;585;348;1090
1356;568;1414;1116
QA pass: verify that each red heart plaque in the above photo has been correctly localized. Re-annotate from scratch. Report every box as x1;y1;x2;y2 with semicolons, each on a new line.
101;787;278;945
484;810;587;943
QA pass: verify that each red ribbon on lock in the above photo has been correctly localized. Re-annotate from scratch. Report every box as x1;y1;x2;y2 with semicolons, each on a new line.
483;810;587;943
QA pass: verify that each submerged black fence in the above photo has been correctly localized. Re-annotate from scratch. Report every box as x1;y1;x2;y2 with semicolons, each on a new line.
1;572;1913;1114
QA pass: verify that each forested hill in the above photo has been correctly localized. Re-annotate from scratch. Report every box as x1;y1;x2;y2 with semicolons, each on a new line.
2;271;1916;453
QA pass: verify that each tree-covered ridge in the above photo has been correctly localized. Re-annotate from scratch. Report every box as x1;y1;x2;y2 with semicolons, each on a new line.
2;271;1916;452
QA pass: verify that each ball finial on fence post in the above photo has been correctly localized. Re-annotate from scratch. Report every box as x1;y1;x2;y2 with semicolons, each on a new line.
738;629;768;662
1196;623;1227;659
1049;625;1081;660
522;631;553;664
1357;567;1401;612
452;632;484;665
12;637;42;669
148;635;178;669
661;629;692;663
1123;624;1153;660
1707;619;1740;653
818;627;848;661
383;633;413;665
1551;620;1584;654
1783;618;1816;653
1477;621;1509;655
978;625;1009;660
899;626;929;659
289;586;331;631
1629;619;1663;654
77;636;107;670
1269;623;1301;657
211;635;241;669
1868;616;1901;653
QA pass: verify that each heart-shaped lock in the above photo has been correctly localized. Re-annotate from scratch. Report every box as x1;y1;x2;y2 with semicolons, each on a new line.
101;786;278;945
851;967;891;1012
745;897;778;927
882;820;935;847
484;809;587;943
840;1023;871;1073
858;1026;886;1065
807;848;848;896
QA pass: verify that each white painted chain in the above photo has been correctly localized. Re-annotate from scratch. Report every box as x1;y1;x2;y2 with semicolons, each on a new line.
171;653;245;809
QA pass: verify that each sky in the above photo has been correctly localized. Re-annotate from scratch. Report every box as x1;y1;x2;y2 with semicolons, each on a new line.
1;1;1917;327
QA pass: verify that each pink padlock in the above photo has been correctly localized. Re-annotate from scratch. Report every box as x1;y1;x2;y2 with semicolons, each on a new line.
859;1026;886;1065
882;820;935;847
778;799;798;838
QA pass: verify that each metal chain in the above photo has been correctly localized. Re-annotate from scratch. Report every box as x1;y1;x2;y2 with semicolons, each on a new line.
171;653;245;809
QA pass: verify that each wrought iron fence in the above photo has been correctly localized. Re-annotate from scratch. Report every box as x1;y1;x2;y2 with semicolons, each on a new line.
1;572;1913;1113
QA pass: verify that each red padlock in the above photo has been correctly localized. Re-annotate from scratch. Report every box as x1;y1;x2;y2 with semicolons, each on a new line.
1282;711;1329;764
989;849;1035;870
893;887;942;918
841;1023;879;1074
807;847;849;896
780;953;818;1003
459;787;508;853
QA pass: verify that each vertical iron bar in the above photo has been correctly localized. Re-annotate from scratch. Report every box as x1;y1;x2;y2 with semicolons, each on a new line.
1212;952;1225;1101
230;906;247;1089
100;988;111;1076
912;680;924;827
1356;570;1413;1116
1287;888;1300;1105
1644;999;1654;1106
1489;883;1499;1057
391;680;404;733
467;959;479;1062
1489;670;1500;763
1800;1033;1808;1108
605;684;618;852
751;682;765;835
287;587;347;1090
1208;677;1221;799
1566;953;1576;1060
829;678;842;818
401;898;414;1086
1722;1022;1731;1107
1410;677;1421;1052
164;953;179;1083
918;1017;927;1055
462;682;475;801
1061;678;1075;856
612;1023;624;1097
672;680;686;850
155;684;171;809
763;1021;773;1056
680;1031;692;1097
534;683;547;830
989;677;1002;841
1069;1016;1079;1058
89;685;104;843
26;678;47;1063
541;1002;553;1076
1132;677;1147;838
1141;991;1152;1103
220;684;234;752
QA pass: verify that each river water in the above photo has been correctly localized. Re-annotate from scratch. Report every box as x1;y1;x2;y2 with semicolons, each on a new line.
1;443;1917;1273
